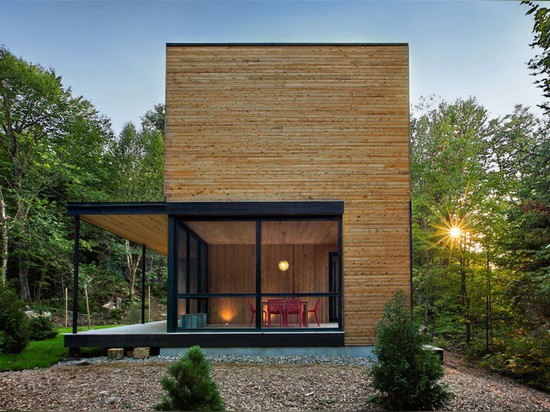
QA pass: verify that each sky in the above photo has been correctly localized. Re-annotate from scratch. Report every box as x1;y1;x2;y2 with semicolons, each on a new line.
0;0;545;134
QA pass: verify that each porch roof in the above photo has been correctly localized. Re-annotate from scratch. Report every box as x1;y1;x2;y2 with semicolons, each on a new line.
67;202;169;255
66;201;345;257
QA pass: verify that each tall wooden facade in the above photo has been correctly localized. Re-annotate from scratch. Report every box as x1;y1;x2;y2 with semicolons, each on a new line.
165;44;410;345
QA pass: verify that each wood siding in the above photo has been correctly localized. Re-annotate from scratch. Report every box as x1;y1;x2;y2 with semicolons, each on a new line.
165;44;410;345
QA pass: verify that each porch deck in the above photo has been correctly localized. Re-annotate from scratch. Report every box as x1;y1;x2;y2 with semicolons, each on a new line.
64;321;345;349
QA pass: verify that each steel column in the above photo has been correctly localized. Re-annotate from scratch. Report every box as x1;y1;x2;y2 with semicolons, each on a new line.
72;216;80;334
141;244;146;324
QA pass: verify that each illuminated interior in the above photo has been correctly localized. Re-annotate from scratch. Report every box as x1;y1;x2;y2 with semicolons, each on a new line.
174;218;341;330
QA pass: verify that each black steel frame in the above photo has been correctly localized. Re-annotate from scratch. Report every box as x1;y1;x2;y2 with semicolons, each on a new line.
69;201;345;340
171;216;343;332
167;42;408;47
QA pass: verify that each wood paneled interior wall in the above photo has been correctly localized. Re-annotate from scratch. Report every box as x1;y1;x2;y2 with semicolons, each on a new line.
165;45;410;343
261;244;336;324
207;244;255;325
207;244;336;324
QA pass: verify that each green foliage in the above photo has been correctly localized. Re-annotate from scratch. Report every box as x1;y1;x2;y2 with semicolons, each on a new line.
155;346;225;411
127;302;142;324
27;315;57;341
524;1;550;114
0;333;67;371
369;292;452;411
482;329;550;392
0;285;29;354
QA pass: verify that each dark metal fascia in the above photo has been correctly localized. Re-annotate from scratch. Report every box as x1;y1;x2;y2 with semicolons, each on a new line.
166;201;344;217
166;42;409;47
67;202;167;216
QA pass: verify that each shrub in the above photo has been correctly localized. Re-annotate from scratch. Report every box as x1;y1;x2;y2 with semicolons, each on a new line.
155;346;224;411
28;314;57;341
127;303;142;324
369;291;452;411
0;285;28;354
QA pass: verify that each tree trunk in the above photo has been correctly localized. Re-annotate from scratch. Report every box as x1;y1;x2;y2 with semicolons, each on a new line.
125;240;141;302
0;191;8;285
34;259;49;302
18;248;30;301
460;255;471;346
486;251;492;352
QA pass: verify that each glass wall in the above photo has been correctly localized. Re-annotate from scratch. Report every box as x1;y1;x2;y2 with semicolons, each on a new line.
173;218;341;331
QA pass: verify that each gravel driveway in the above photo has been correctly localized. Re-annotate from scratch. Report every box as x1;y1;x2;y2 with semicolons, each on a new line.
0;353;548;411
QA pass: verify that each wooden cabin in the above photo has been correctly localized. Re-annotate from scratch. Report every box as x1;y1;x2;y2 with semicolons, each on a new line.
66;43;410;350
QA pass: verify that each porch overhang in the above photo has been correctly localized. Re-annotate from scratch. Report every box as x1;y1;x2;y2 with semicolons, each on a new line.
66;201;345;256
67;202;168;255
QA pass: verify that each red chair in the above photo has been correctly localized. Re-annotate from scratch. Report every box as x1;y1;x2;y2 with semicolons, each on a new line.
247;300;266;327
285;299;303;327
266;299;284;327
308;299;321;327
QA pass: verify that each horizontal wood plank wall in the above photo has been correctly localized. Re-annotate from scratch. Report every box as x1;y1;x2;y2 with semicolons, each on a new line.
165;45;410;344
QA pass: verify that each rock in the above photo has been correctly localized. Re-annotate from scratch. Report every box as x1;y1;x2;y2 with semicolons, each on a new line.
107;397;119;405
107;348;124;360
133;347;150;359
24;310;51;319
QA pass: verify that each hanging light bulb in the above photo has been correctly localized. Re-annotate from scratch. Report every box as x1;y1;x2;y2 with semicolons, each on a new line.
278;260;289;272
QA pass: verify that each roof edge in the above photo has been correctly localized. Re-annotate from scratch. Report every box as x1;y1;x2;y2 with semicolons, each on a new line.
67;202;167;216
166;42;408;47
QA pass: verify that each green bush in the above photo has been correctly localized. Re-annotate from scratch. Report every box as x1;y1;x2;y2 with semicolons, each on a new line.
0;285;28;354
28;315;57;341
127;303;142;324
155;346;224;411
369;291;452;411
482;331;550;392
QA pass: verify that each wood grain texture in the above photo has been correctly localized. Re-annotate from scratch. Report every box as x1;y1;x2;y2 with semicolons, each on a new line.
82;215;168;256
165;45;410;344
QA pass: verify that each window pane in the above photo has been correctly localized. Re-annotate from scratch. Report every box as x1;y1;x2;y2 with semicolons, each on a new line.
261;220;338;294
177;297;257;329
184;221;256;294
177;227;188;294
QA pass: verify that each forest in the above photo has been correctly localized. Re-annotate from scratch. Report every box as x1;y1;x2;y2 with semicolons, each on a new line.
0;2;548;392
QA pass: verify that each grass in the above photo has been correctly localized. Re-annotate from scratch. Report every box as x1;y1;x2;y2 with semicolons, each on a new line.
0;325;118;372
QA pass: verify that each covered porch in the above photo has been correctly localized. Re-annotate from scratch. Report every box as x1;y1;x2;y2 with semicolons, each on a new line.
66;201;344;349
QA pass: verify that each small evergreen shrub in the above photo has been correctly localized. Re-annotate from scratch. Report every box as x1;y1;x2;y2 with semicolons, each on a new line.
0;285;28;354
154;346;224;411
369;291;452;411
28;314;57;341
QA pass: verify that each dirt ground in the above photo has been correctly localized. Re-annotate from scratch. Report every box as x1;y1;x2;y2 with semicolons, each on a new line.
0;351;548;411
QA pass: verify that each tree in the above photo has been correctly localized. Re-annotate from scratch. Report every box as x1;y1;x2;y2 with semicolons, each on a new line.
369;291;451;411
141;103;165;135
524;1;550;114
0;46;111;300
155;346;225;411
411;97;490;346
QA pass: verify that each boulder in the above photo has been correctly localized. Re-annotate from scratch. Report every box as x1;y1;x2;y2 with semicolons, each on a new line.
133;347;150;359
108;348;124;360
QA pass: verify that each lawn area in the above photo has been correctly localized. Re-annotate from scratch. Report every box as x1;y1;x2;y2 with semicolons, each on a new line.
0;325;116;372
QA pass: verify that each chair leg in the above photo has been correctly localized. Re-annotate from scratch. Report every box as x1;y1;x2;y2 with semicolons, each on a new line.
249;311;255;328
314;311;320;327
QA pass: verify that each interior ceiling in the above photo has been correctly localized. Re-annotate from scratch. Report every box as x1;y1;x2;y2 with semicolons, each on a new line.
185;220;338;245
78;216;337;255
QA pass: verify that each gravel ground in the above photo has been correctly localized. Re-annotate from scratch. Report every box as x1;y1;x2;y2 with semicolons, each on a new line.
0;352;548;411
